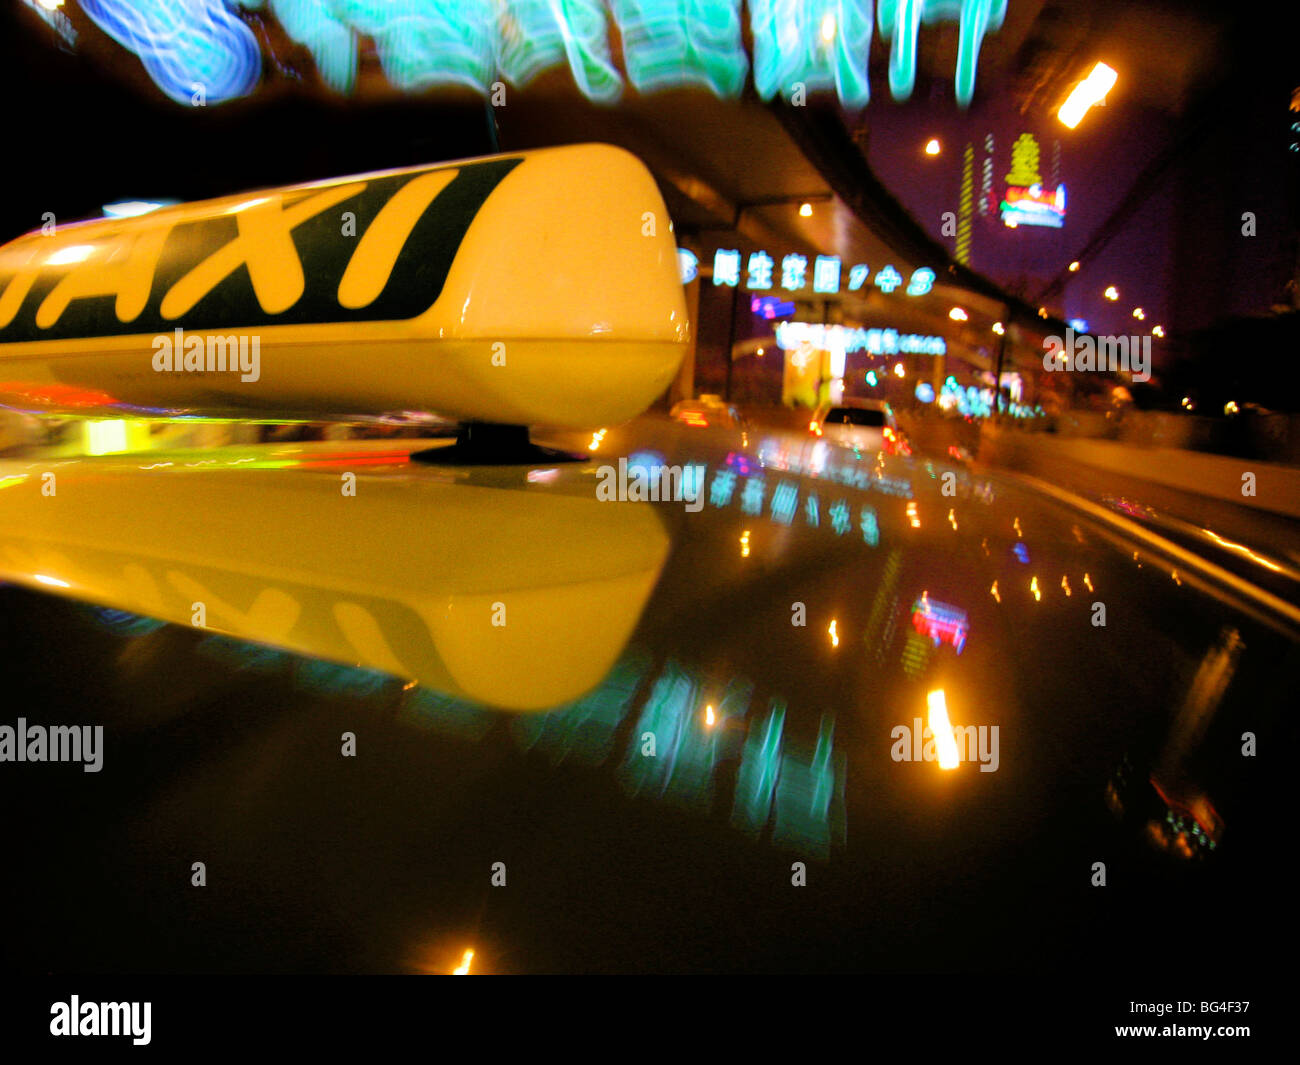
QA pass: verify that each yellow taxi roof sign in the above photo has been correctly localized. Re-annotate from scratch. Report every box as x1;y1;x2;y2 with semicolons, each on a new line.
0;144;689;428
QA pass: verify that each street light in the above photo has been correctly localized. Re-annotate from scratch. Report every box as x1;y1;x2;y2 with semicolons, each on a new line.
949;307;968;321
925;138;941;156
1058;62;1117;129
1104;286;1119;301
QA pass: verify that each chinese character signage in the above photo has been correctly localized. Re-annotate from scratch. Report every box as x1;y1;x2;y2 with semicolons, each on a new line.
713;251;936;298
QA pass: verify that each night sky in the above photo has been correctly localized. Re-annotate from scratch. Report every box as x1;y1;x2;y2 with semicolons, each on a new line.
860;24;1297;347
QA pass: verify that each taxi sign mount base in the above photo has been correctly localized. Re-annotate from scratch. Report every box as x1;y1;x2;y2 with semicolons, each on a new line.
410;422;583;466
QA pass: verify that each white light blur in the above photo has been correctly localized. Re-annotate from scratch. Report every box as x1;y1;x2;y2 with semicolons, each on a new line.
1058;62;1118;128
102;200;171;218
45;244;95;265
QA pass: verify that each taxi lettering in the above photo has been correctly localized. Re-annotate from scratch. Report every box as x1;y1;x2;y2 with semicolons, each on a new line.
0;156;520;344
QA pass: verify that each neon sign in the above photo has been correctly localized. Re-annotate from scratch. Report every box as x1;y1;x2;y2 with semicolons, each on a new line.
1000;134;1066;229
813;255;841;293
752;295;796;319
88;0;1008;109
1001;184;1066;228
911;593;969;653
775;322;947;356
715;250;936;298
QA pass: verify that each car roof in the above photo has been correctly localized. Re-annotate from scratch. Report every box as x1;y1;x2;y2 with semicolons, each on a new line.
827;397;888;410
1;418;1293;972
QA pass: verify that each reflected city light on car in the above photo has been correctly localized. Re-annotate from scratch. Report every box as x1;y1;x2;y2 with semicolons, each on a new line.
44;243;95;265
927;689;960;770
1203;529;1284;572
911;593;969;653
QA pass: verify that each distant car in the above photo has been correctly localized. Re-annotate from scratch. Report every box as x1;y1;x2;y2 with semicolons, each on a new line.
809;398;909;454
670;394;747;430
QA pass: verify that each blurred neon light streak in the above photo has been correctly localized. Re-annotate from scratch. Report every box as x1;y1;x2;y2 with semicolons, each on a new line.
732;698;786;836
876;0;1007;105
772;714;844;858
610;0;747;96
92;1;1004;108
78;0;262;104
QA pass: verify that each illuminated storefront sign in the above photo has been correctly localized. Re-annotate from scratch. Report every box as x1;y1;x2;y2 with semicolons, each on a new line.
936;375;1037;419
775;322;947;356
1002;184;1066;228
83;0;1008;108
715;250;935;297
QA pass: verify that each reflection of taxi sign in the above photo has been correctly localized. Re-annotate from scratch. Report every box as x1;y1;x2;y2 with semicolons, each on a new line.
0;144;689;428
0;443;672;711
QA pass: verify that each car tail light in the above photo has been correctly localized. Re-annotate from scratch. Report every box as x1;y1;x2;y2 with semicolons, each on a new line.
809;421;822;436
